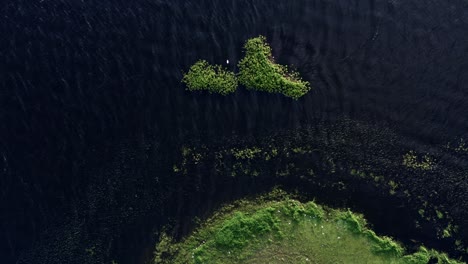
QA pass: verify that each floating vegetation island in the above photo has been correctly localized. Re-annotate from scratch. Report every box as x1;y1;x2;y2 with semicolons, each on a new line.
182;36;311;99
154;191;462;264
181;60;238;95
238;36;311;99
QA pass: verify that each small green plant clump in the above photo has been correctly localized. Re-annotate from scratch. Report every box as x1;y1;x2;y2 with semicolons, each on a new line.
182;60;238;95
182;36;312;99
153;194;463;264
231;147;262;160
238;36;311;99
403;151;435;170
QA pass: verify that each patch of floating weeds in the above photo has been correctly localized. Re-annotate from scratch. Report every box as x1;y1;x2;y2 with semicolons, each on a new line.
418;209;425;218
350;168;368;178
153;191;463;264
388;180;399;195
183;36;311;99
182;60;238;95
446;138;468;153
442;224;456;239
436;209;444;219
403;150;436;170
270;147;278;157
238;36;311;99
231;147;262;160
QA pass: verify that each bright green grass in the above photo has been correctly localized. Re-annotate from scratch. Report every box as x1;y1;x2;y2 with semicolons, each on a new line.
182;60;237;95
154;196;464;264
238;36;311;99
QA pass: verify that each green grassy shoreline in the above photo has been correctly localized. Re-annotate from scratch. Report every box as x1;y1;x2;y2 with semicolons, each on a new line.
154;191;463;264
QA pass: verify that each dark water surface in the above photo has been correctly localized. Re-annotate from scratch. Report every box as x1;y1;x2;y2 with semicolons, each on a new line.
1;0;468;263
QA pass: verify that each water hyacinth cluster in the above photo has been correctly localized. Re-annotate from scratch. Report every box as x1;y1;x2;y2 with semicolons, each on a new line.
181;60;237;95
237;36;311;99
182;36;311;99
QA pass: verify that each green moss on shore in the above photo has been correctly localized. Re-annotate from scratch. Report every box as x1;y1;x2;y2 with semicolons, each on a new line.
182;60;237;95
238;36;311;99
154;193;463;264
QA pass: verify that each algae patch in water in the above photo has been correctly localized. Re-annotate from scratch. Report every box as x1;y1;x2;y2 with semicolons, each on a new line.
153;193;463;264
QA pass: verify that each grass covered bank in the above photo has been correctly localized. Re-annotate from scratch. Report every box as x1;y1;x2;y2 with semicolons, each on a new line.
168;119;468;260
153;191;462;264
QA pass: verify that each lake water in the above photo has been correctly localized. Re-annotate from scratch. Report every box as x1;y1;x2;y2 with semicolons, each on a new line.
1;0;468;263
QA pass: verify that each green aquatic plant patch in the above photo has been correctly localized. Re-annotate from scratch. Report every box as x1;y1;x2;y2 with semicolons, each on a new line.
402;150;435;170
182;36;311;99
238;36;311;99
182;60;237;95
154;194;463;264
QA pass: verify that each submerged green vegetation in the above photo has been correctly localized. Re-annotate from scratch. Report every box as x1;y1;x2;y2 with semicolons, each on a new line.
182;60;237;95
238;36;311;99
154;192;462;264
182;36;311;99
402;151;436;171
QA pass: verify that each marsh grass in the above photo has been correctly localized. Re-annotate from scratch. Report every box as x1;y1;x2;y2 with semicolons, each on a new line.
154;195;463;264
